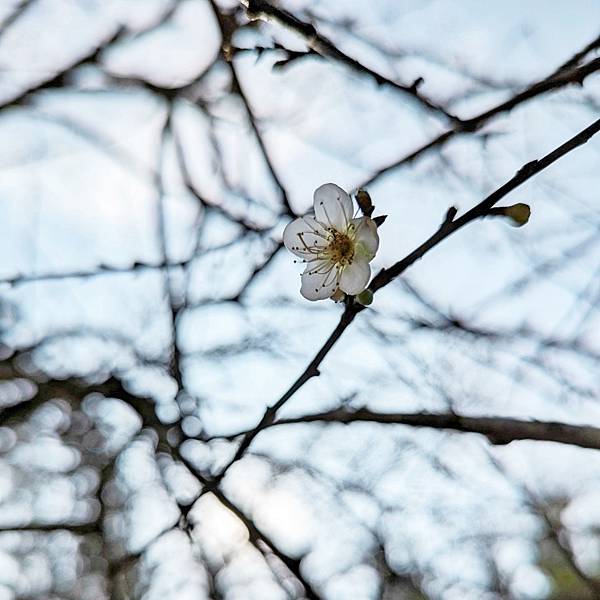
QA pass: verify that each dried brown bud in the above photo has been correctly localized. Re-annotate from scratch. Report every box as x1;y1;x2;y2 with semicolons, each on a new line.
355;189;374;217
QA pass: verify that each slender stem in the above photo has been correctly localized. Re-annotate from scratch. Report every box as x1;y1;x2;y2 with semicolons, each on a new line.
241;0;459;122
214;116;600;478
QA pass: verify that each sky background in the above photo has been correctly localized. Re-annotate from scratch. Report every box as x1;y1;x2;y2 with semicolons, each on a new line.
1;1;600;599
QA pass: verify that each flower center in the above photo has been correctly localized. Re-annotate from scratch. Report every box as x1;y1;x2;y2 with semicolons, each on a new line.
326;230;354;266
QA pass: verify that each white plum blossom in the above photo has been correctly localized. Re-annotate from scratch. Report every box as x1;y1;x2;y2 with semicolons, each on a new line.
283;183;379;301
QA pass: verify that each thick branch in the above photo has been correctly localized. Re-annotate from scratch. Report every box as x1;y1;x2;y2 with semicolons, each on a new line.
225;407;600;452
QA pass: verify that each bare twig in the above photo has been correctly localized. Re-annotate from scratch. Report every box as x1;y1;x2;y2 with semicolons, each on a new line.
215;307;356;478
208;1;295;216
240;0;459;122
1;258;196;287
359;47;600;189
367;117;600;293
212;116;600;481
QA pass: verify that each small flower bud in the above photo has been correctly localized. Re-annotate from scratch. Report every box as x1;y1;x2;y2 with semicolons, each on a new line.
356;289;373;306
355;189;374;217
488;203;531;227
504;203;531;227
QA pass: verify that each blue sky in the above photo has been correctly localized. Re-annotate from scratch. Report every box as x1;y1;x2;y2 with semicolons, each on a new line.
1;1;600;598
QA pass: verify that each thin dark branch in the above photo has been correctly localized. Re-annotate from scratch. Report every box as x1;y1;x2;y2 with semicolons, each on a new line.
461;57;600;132
155;110;187;393
1;258;194;287
241;0;459;122
230;240;283;302
359;47;600;189
215;307;356;479
212;116;600;481
367;116;600;293
553;33;600;73
166;438;323;597
173;125;270;233
0;356;322;597
0;235;272;287
232;60;295;217
209;484;321;600
209;1;295;216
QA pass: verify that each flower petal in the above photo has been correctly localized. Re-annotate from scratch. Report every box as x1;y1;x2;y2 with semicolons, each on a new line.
283;216;329;258
300;261;339;300
350;217;379;260
313;183;353;231
339;258;370;295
